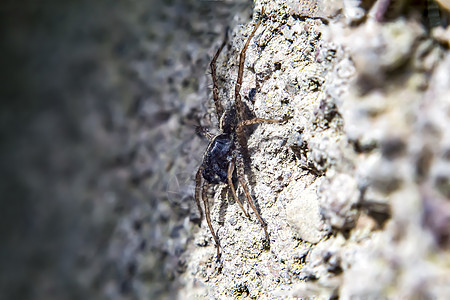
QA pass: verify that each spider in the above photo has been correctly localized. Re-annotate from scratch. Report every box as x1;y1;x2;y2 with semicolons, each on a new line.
195;9;285;261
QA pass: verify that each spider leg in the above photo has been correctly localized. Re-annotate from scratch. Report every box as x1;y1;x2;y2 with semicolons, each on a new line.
235;14;263;122
235;117;285;153
236;172;270;242
202;181;221;261
210;29;228;120
237;117;284;135
235;155;270;242
194;167;204;222
227;158;249;217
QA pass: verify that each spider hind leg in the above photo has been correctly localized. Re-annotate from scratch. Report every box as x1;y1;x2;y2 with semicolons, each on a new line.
201;181;221;261
235;154;270;244
195;167;204;223
195;166;222;261
227;158;249;218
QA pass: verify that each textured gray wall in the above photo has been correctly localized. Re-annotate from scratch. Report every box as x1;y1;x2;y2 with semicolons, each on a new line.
1;0;449;299
0;0;252;298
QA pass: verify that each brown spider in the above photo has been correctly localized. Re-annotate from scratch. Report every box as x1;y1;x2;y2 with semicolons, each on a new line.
195;9;284;261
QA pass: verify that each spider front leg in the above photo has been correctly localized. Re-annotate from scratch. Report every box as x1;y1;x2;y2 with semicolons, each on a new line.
235;12;263;122
210;29;228;120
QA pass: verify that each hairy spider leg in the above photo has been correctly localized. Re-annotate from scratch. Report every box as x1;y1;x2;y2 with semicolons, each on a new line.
235;154;270;242
236;117;284;137
235;117;285;161
202;181;221;261
210;29;229;120
194;167;204;222
234;14;263;122
234;117;287;243
227;159;249;217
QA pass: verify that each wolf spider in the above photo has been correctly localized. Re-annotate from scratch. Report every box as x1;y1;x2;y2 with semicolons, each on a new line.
195;9;284;261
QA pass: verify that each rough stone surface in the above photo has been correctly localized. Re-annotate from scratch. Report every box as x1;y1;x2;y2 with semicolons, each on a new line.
179;0;450;298
284;179;323;244
2;0;450;299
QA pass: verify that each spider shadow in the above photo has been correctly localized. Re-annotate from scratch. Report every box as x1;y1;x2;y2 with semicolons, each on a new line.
216;171;263;228
237;100;266;218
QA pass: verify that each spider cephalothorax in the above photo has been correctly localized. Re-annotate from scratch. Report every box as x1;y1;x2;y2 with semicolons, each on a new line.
195;8;285;262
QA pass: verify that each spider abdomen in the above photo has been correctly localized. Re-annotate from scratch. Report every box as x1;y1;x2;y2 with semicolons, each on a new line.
202;133;234;184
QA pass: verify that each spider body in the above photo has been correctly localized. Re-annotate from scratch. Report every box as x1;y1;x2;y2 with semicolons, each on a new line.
195;8;285;262
201;133;234;184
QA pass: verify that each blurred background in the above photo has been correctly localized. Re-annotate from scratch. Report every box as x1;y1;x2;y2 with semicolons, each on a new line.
0;0;254;298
